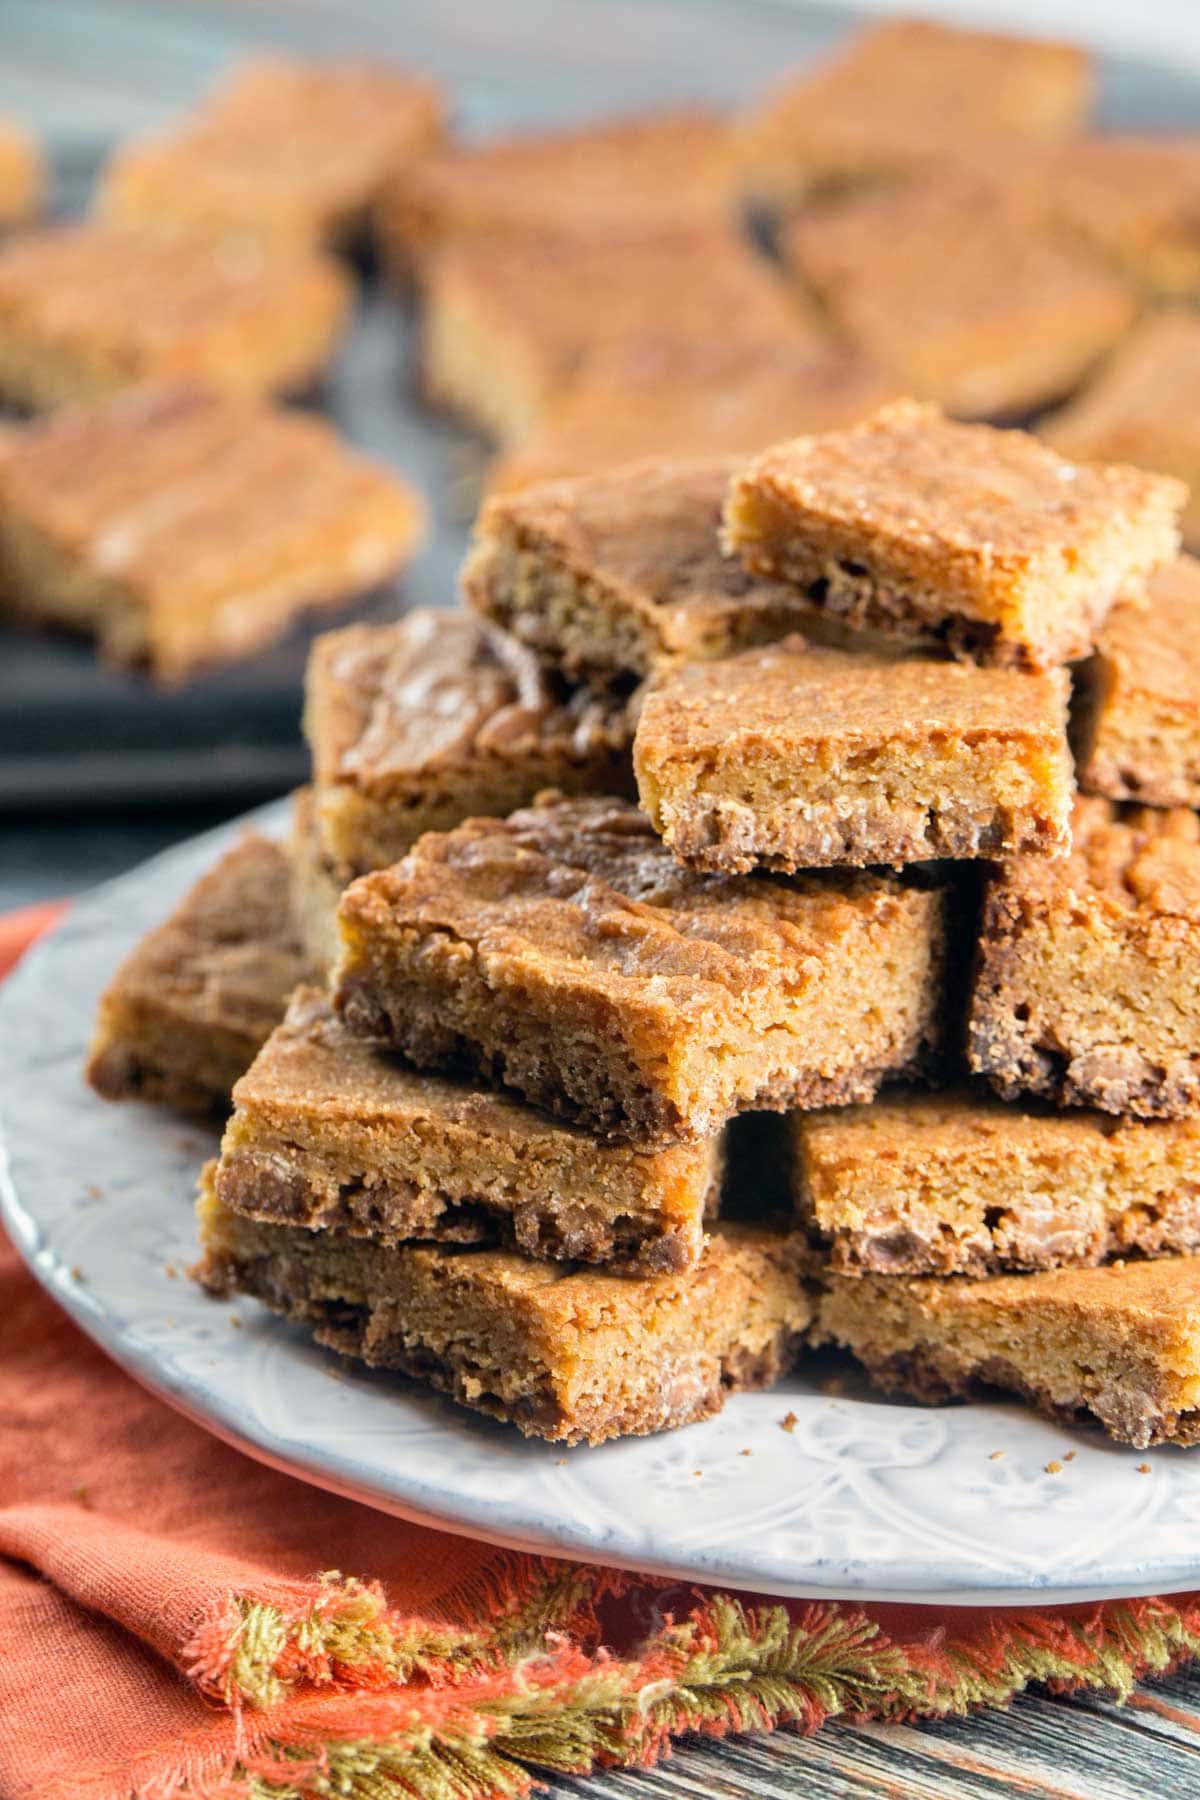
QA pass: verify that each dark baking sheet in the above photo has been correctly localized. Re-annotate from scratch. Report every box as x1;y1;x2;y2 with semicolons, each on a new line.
0;0;1196;809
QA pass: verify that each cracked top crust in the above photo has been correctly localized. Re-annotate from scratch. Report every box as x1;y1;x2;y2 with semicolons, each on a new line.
729;401;1184;573
339;793;926;994
638;633;1071;749
306;611;631;792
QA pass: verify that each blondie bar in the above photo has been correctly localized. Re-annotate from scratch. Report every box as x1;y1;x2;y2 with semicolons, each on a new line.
737;18;1090;209
463;458;826;690
1073;559;1200;809
634;637;1073;872
87;836;307;1113
969;797;1200;1119
487;335;902;495
0;118;42;228
305;611;635;875
198;1179;812;1445
0;384;425;681
1042;134;1200;298
333;794;947;1145
420;227;809;445
217;987;722;1272
1042;312;1200;550
784;176;1134;420
99;55;445;256
380;108;734;269
724;402;1184;669
0;223;350;411
796;1090;1200;1277
817;1256;1200;1449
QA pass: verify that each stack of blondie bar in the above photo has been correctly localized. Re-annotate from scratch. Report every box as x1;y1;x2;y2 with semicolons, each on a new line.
83;390;1200;1456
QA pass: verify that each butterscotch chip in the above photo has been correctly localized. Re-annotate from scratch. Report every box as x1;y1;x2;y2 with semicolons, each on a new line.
421;227;809;445
99;55;445;256
464;458;833;691
380;108;734;269
0;118;43;228
216;986;723;1273
969;796;1200;1119
289;788;345;977
634;637;1073;873
0;384;425;681
737;18;1090;209
795;1089;1200;1277
816;1255;1200;1449
1073;558;1200;809
197;1175;813;1445
724;401;1185;670
0;222;350;412
783;176;1135;420
86;837;308;1114
1042;312;1200;550
1040;134;1200;298
487;335;903;495
305;611;635;876
332;793;948;1146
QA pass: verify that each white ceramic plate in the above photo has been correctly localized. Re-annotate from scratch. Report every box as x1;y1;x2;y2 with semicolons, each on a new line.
4;802;1200;1606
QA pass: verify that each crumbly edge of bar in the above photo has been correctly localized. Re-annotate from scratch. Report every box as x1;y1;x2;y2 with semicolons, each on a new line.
1073;651;1200;809
967;885;1200;1119
315;747;637;876
214;1124;718;1273
799;1151;1200;1277
723;476;1165;670
637;737;1072;874
86;991;257;1114
817;1323;1200;1450
197;1203;812;1445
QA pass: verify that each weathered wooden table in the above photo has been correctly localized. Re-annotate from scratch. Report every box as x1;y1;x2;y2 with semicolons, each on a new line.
4;1;1200;1791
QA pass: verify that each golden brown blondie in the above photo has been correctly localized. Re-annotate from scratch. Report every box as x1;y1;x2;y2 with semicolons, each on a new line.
198;1177;812;1445
796;1090;1200;1277
99;55;445;256
333;794;948;1145
1073;559;1200;809
216;987;722;1273
1042;312;1200;550
305;611;635;875
634;637;1073;872
817;1255;1200;1449
87;836;308;1114
0;222;350;411
724;402;1184;669
784;175;1134;420
463;458;826;690
0;384;426;681
420;227;809;445
380;108;735;269
969;797;1200;1119
737;18;1090;209
487;334;902;495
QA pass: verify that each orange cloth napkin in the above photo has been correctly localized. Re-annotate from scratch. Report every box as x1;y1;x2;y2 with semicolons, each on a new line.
2;903;1199;1800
